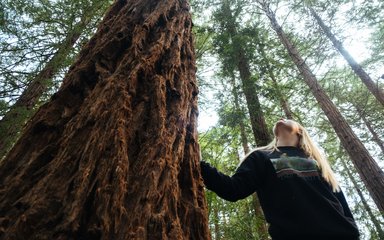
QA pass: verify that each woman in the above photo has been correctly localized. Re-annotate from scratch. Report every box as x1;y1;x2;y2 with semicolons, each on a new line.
200;118;360;240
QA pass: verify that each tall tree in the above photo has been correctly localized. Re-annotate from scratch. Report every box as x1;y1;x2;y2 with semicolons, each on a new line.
0;0;211;239
215;0;271;147
0;7;95;160
230;72;269;239
213;0;271;238
253;28;294;119
309;7;384;107
257;0;384;213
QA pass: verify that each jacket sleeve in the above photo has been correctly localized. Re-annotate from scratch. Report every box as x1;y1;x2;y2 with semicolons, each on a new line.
199;151;265;202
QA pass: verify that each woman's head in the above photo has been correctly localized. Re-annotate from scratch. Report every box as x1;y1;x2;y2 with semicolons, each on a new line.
273;118;302;147
242;118;340;192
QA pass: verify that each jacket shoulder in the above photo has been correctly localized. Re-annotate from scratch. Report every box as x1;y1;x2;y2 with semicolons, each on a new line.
252;149;274;158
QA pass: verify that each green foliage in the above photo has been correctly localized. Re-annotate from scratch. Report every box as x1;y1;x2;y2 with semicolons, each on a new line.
195;0;384;239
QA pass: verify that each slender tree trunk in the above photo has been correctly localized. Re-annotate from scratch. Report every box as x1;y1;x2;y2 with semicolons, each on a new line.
213;205;221;239
338;145;384;238
309;7;384;107
221;1;271;146
230;73;269;239
258;44;293;119
271;76;293;120
222;1;271;237
230;73;251;154
0;1;211;239
0;12;93;160
251;194;270;240
259;2;384;213
236;48;271;146
354;104;384;155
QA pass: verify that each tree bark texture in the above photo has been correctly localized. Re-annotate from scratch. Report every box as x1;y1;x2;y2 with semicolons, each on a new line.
0;0;211;239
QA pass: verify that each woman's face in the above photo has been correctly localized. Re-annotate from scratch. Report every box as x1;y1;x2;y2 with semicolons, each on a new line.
274;118;301;138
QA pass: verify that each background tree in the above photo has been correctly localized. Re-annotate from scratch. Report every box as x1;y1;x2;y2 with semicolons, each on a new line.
0;0;113;160
308;6;384;107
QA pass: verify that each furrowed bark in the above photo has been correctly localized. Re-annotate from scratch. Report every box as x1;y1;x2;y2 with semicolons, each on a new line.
0;0;211;239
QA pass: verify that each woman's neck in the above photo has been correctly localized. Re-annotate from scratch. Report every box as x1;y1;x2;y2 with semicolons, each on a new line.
276;140;298;147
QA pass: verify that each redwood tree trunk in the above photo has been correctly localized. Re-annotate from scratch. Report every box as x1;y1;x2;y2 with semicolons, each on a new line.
309;7;384;107
221;1;271;236
230;73;250;154
259;2;384;213
0;1;211;239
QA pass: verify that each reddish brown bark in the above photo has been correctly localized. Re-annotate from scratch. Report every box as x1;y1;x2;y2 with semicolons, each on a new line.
309;7;384;107
259;2;384;213
0;0;211;239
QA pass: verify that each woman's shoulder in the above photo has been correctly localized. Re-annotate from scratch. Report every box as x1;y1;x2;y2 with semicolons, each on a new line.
246;149;275;162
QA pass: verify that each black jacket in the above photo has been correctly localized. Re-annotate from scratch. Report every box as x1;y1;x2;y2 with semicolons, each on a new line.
200;146;360;240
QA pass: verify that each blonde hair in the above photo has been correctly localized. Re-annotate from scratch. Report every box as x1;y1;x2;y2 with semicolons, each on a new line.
240;120;340;192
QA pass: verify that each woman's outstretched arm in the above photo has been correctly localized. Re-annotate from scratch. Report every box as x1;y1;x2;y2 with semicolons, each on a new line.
199;151;265;202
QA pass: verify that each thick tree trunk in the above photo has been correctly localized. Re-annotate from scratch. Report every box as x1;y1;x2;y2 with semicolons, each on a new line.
309;7;384;107
0;0;211;239
260;2;384;213
230;73;269;239
338;145;384;238
0;12;93;161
